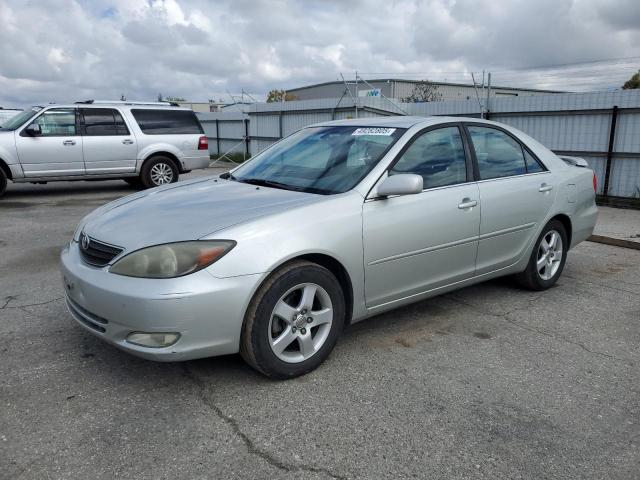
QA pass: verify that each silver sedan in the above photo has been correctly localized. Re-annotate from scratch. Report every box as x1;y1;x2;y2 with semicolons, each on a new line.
60;116;598;378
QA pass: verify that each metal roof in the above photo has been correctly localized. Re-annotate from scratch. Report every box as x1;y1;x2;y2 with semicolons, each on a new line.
287;78;566;94
310;115;494;128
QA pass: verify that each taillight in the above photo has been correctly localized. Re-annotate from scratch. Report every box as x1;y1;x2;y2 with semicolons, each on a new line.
593;172;597;193
198;136;208;150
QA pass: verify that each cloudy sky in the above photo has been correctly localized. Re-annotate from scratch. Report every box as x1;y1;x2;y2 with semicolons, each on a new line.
1;0;639;107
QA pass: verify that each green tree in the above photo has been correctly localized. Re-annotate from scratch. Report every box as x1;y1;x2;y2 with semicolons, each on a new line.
266;89;298;102
622;70;640;89
401;80;442;103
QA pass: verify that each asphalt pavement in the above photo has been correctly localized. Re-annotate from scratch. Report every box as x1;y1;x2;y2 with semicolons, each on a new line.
1;169;638;479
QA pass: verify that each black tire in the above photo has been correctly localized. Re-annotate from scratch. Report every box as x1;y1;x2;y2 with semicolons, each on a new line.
240;260;345;379
0;168;7;198
515;219;568;291
123;177;144;188
140;156;179;189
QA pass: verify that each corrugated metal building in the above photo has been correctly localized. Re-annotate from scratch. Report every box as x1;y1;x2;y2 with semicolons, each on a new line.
285;79;563;102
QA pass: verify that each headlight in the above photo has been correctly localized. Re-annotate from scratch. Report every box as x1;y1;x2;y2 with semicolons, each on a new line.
110;240;235;278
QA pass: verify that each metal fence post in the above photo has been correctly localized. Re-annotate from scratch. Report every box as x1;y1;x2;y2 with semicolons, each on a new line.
244;119;250;157
603;105;619;197
214;119;220;155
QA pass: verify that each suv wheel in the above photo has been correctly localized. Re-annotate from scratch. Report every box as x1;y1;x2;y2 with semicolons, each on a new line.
0;168;7;198
240;260;345;379
141;156;179;188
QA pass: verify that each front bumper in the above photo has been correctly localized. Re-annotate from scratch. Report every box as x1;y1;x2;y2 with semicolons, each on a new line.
60;242;265;361
180;154;210;172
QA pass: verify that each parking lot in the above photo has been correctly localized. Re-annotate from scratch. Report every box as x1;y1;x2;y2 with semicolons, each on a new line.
1;169;638;480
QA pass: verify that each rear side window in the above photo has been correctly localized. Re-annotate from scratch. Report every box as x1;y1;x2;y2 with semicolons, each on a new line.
82;109;130;136
131;109;203;135
468;126;527;179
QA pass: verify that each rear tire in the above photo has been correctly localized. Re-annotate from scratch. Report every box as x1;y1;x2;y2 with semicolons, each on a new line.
514;219;568;290
141;156;179;188
0;168;6;198
240;260;345;379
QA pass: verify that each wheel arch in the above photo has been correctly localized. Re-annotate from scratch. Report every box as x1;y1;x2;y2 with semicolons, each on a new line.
0;158;12;180
260;253;355;326
550;213;573;248
141;151;182;173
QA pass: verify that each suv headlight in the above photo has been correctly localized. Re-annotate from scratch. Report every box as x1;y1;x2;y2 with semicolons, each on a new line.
110;240;235;278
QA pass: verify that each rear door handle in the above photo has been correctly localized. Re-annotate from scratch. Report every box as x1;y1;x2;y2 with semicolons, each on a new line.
122;139;134;145
539;183;553;192
62;140;76;146
458;198;478;209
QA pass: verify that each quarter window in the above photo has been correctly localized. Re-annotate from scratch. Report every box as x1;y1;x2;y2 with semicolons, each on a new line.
131;109;203;135
31;109;76;136
524;149;544;173
390;126;468;189
82;109;130;136
468;126;527;179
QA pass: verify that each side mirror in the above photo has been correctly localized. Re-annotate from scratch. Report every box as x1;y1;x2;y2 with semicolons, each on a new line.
25;123;41;136
377;173;423;197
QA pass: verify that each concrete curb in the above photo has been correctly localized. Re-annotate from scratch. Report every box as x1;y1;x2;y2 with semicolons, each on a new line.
588;235;640;250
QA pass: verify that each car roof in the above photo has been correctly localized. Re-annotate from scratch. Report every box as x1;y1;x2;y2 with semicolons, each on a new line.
310;116;494;129
36;103;191;111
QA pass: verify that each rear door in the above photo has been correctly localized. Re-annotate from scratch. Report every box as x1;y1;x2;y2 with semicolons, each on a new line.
81;108;137;174
363;125;480;308
465;124;554;275
15;108;84;177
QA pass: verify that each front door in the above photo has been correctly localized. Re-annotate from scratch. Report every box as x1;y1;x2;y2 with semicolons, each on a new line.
465;124;555;275
15;108;84;177
81;108;137;174
363;125;480;309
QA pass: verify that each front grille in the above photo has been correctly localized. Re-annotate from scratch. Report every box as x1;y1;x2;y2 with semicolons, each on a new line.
79;234;123;267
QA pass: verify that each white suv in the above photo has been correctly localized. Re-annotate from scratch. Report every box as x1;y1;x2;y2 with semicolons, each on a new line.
0;100;210;197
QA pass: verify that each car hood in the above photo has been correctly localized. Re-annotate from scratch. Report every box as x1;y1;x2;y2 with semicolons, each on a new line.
82;177;321;253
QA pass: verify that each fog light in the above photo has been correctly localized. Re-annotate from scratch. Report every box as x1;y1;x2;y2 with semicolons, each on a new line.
126;332;180;348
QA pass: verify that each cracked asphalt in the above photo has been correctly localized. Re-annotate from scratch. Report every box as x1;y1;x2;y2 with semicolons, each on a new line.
1;169;639;479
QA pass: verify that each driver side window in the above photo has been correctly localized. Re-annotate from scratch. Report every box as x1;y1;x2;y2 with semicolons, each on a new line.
390;126;468;189
32;109;77;136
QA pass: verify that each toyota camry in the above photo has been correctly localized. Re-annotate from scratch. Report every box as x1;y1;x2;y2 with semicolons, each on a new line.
60;116;597;379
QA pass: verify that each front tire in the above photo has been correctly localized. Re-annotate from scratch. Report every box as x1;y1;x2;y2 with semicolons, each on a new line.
0;168;7;198
240;260;345;379
141;156;179;188
515;219;568;290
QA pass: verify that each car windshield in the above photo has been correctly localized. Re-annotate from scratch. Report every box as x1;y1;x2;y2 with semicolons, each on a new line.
1;107;41;130
231;126;405;194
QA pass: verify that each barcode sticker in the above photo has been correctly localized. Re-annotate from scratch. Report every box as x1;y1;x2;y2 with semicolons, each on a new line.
352;127;396;136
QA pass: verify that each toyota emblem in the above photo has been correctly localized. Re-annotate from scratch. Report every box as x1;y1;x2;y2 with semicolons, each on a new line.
81;233;90;250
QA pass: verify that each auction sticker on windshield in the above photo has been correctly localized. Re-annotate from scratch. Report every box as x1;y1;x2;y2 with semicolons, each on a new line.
352;127;396;136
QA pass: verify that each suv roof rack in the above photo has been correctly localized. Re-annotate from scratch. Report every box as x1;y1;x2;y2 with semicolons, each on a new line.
74;100;181;107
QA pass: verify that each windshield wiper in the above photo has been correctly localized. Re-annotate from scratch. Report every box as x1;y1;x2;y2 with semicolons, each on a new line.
219;172;236;180
238;178;301;191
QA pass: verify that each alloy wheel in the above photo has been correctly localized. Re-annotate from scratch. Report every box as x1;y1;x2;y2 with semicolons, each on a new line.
537;229;563;280
268;283;333;363
150;162;174;185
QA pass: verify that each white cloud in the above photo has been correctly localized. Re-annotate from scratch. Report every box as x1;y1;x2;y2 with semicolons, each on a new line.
0;0;638;107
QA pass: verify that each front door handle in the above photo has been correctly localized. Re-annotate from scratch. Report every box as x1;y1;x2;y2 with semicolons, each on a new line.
122;139;134;145
539;183;553;193
458;198;478;209
62;140;76;146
